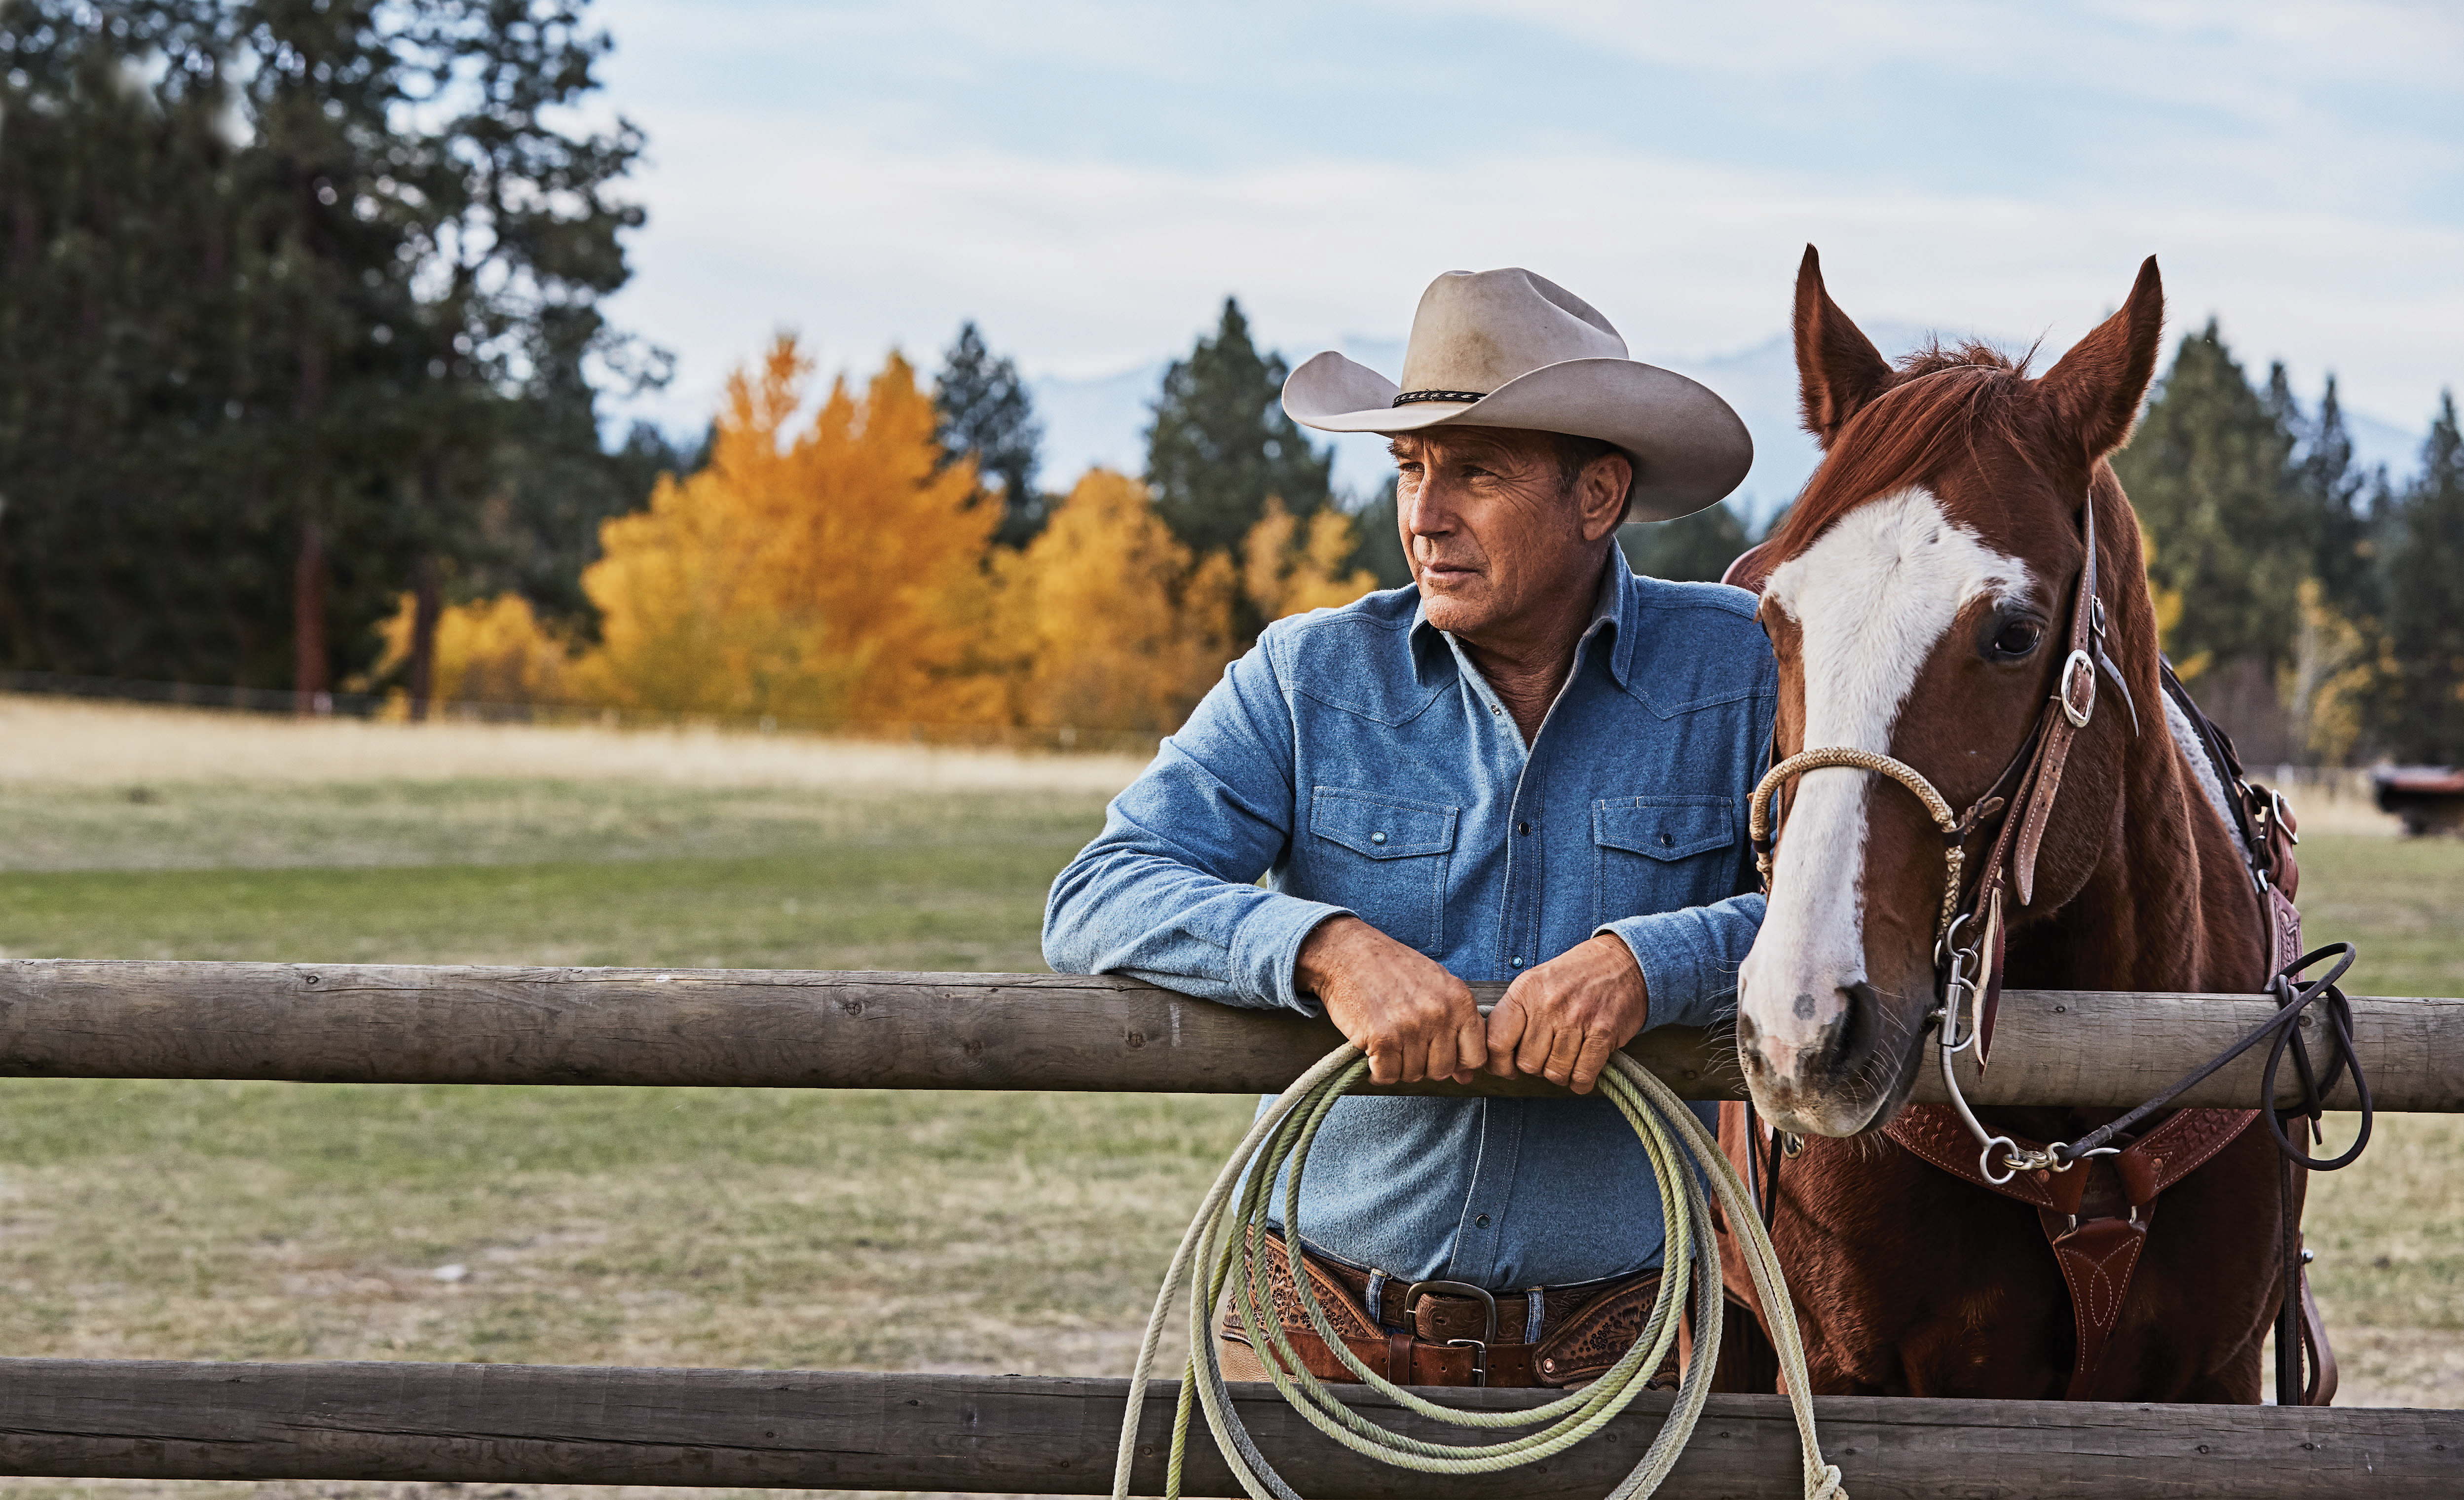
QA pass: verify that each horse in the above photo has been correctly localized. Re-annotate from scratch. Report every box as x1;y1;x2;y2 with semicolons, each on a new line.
1715;247;2316;1403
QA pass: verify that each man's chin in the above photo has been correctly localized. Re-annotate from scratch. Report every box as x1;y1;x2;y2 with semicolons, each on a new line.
1416;579;1491;630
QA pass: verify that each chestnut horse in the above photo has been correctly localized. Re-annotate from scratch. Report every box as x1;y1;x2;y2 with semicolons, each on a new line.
1719;249;2305;1402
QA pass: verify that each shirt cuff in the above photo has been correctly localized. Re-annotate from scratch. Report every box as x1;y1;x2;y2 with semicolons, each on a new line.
1232;896;1357;1016
1595;902;1757;1032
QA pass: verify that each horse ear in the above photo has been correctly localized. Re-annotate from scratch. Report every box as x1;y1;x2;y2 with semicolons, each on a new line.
2039;256;2165;461
1795;244;1894;450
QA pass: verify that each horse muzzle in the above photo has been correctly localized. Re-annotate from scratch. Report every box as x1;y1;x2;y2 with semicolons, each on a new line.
1736;961;1933;1137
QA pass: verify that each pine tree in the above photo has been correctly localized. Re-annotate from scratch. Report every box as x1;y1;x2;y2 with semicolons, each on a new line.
2290;373;2374;613
933;322;1045;547
1346;477;1412;590
1621;504;1755;584
0;1;653;708
2382;394;2464;762
1144;298;1332;560
2112;324;2319;758
2116;326;2307;670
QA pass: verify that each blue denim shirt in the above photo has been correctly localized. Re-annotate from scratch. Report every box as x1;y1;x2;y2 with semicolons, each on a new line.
1044;558;1777;1288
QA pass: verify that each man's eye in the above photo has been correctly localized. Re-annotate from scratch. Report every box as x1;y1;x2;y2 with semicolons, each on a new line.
1988;620;2045;659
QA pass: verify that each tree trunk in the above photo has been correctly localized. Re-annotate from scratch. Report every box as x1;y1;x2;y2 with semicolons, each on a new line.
292;516;329;714
408;553;442;721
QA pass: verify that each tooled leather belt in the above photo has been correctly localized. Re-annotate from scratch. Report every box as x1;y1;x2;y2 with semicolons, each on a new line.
1221;1230;1678;1389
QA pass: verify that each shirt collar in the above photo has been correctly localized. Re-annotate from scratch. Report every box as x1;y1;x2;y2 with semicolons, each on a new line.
1408;550;1638;691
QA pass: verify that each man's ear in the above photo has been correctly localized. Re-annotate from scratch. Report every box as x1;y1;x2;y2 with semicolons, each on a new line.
1578;452;1634;542
1795;245;1894;450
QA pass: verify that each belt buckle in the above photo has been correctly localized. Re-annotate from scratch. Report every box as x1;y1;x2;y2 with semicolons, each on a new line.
1401;1279;1496;1387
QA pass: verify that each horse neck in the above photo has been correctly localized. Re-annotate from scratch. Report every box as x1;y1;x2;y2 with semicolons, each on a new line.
2015;479;2272;996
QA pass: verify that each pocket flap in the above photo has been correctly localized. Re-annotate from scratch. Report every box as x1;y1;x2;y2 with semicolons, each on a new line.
1594;797;1733;861
1311;788;1458;859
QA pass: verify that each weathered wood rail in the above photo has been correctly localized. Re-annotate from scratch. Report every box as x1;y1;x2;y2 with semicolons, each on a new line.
2;1360;2455;1500
0;959;2445;1109
1;959;2454;1497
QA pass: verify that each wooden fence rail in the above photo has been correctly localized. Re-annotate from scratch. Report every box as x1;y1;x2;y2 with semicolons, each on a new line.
2;961;2452;1498
0;960;2447;1109
1;1360;2454;1499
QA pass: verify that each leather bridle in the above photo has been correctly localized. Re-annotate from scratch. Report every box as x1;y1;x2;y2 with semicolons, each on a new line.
1735;470;2373;1411
1748;487;2136;1183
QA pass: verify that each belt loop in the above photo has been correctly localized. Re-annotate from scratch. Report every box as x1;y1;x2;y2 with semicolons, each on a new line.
1525;1287;1546;1345
1365;1269;1389;1329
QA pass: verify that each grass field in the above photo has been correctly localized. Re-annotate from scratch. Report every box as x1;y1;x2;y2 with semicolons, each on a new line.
0;696;2454;1500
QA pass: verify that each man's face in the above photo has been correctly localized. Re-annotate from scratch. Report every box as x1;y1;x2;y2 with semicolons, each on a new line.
1390;427;1626;641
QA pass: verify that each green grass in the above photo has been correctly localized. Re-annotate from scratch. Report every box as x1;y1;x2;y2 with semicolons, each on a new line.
2284;833;2464;1000
0;780;1113;972
0;779;1114;875
0;1080;1245;1373
0;777;1272;1387
0;850;1063;971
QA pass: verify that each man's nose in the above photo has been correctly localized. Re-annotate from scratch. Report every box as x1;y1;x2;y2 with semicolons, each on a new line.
1401;481;1456;535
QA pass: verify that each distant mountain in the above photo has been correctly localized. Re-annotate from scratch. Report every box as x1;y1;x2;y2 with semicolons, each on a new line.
1032;326;2429;529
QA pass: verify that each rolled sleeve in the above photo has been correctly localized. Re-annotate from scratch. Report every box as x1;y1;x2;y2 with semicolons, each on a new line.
1043;640;1348;1014
1599;891;1765;1032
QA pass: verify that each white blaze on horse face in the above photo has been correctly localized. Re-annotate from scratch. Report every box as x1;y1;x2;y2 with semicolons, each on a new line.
1741;487;2032;1098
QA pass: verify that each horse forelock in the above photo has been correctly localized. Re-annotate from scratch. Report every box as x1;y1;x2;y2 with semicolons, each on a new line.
1769;347;2055;567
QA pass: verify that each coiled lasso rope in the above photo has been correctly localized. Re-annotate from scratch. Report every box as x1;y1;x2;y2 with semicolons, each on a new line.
1111;1043;1846;1500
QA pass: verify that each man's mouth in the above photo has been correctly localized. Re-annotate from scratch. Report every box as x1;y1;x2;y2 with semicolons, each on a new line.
1419;559;1480;582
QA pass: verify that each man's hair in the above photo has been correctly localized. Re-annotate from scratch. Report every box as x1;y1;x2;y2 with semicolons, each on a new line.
1547;432;1631;510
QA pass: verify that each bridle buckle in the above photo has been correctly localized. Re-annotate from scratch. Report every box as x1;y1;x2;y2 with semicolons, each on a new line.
2057;648;2096;728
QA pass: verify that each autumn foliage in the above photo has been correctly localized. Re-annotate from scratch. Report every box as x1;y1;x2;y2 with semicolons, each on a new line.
383;340;1380;734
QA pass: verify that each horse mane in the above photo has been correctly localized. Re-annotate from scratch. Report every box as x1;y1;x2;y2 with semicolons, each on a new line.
1769;340;2041;558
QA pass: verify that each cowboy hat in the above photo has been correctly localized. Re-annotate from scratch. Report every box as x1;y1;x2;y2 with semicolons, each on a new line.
1281;268;1752;522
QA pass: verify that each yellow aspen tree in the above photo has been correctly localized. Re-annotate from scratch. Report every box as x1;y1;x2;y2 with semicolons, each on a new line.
1241;498;1379;622
1004;468;1235;732
570;338;1001;725
373;591;572;707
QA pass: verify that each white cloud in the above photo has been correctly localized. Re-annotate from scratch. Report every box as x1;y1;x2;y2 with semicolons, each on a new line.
592;0;2463;465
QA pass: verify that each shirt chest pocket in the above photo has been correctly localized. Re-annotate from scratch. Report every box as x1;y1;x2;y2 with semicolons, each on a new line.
1308;787;1459;954
1593;796;1736;927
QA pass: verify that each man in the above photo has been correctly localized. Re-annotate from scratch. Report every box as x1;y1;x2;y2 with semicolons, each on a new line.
1044;268;1774;1389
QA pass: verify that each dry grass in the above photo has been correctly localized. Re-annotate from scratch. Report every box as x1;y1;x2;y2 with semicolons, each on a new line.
0;695;1152;794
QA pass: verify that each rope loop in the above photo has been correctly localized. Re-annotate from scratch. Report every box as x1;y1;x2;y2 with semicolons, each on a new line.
1113;1047;1848;1500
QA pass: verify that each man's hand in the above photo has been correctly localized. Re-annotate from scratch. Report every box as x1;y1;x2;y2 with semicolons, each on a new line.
1296;916;1487;1086
1485;934;1648;1095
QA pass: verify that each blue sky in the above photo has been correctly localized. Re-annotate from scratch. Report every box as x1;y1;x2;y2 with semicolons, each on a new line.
587;0;2462;499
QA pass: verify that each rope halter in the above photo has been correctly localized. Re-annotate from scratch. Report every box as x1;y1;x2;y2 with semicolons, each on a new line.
1749;746;1972;946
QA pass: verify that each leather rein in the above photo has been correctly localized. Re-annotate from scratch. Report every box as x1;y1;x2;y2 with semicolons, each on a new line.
1748;486;2136;1183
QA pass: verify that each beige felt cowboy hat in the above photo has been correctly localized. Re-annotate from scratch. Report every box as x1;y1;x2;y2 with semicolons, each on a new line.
1282;268;1752;522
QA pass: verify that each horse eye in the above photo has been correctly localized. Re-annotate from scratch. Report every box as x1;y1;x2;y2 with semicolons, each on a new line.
1989;619;2045;659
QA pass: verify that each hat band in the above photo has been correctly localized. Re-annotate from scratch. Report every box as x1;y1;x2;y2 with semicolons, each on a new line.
1391;388;1487;407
